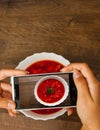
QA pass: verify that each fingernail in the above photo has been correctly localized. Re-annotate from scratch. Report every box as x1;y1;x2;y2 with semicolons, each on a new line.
73;70;80;79
8;102;15;109
13;110;19;114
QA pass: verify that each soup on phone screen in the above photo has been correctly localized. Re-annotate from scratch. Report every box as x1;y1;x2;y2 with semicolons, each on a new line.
37;78;65;103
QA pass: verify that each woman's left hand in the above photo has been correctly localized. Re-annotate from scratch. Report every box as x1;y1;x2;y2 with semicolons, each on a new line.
0;69;28;116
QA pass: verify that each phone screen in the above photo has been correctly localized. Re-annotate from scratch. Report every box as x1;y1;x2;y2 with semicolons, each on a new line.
11;72;77;110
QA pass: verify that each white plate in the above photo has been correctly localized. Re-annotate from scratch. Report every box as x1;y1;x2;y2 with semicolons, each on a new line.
16;52;70;120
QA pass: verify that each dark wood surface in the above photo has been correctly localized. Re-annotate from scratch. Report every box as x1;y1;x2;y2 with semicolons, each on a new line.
0;0;100;130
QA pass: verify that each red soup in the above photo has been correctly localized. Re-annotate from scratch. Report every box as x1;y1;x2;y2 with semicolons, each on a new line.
26;60;64;74
26;60;64;114
37;78;65;103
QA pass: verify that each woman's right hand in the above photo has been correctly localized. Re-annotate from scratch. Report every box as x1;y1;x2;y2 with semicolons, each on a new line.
61;63;100;130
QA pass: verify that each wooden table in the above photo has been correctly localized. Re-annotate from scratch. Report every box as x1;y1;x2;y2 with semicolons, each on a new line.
0;0;100;130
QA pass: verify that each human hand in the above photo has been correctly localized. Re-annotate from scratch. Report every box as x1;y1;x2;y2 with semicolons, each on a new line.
0;69;28;116
61;63;100;130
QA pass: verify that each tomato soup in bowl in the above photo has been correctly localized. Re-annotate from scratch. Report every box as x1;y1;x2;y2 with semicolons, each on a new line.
34;75;69;106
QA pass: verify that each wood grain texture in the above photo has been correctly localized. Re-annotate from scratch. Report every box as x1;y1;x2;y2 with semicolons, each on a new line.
0;113;81;130
0;0;100;130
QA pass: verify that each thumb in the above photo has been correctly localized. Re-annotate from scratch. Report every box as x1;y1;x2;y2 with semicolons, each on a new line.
73;69;91;100
0;97;16;109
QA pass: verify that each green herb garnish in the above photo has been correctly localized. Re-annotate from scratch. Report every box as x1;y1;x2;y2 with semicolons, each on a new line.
47;87;54;95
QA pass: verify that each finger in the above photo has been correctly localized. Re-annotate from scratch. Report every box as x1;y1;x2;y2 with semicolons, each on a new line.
1;91;12;99
0;82;12;93
67;108;73;116
0;97;15;109
73;69;92;101
8;109;16;117
61;63;98;85
12;109;19;114
0;69;29;80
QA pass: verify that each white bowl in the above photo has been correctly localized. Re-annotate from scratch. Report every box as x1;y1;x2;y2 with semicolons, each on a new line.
16;52;70;70
34;75;69;106
16;52;70;120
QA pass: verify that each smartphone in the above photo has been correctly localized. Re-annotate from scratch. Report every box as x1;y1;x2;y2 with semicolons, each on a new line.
11;72;77;111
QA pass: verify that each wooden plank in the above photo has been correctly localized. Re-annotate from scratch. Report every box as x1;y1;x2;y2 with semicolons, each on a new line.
0;112;81;130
